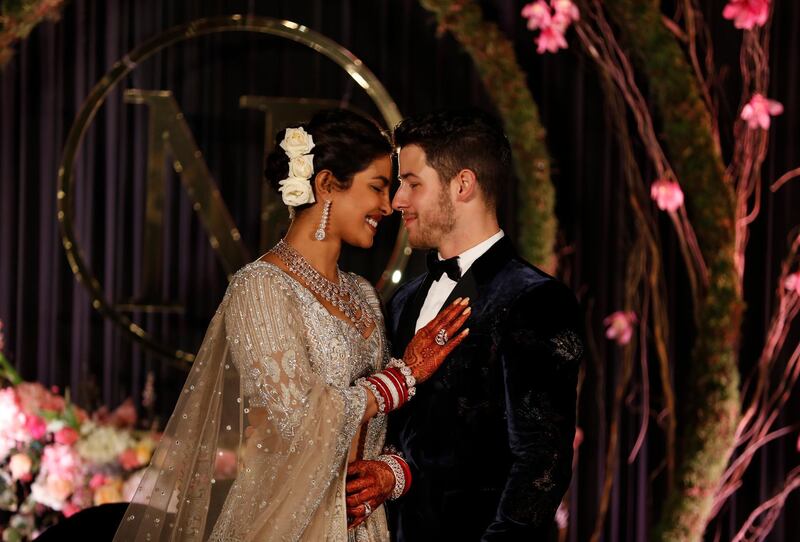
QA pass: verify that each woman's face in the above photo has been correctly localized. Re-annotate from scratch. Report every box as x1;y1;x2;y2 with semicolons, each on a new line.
330;155;393;249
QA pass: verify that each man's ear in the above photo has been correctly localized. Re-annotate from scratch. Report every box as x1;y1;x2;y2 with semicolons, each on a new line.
314;170;337;198
453;169;479;203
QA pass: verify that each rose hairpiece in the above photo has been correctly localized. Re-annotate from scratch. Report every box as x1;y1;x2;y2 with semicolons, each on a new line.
278;127;316;209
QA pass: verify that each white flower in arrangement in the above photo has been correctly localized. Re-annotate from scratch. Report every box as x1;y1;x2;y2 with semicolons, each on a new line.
278;127;316;208
289;154;315;179
75;422;135;464
279;177;316;207
279;127;315;158
46;419;66;433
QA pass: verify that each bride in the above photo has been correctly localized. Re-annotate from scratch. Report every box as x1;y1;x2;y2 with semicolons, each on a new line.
113;109;470;541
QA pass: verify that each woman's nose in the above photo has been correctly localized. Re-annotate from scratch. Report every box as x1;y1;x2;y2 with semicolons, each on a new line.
380;192;392;216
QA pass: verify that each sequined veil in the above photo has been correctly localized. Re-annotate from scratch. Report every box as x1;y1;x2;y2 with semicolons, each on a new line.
113;260;391;541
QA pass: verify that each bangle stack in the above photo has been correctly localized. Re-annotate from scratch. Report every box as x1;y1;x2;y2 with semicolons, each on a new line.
387;358;417;398
356;358;417;414
377;453;412;500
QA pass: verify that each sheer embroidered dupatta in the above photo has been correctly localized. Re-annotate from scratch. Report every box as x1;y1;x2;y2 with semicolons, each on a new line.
113;265;368;541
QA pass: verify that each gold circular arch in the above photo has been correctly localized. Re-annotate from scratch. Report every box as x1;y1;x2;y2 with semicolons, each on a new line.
57;15;409;365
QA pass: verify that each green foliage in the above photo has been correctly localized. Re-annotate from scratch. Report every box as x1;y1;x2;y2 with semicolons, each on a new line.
604;1;743;541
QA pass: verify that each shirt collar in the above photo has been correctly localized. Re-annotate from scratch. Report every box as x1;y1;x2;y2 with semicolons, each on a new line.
438;230;505;276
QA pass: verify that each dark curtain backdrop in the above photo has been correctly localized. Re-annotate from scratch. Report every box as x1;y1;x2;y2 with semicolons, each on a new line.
1;1;798;540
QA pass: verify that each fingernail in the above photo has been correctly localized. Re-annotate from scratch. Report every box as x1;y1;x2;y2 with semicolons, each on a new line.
463;307;472;315
464;328;470;334
461;297;470;305
454;297;463;304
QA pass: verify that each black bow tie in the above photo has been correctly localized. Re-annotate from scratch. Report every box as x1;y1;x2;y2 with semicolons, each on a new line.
426;251;461;282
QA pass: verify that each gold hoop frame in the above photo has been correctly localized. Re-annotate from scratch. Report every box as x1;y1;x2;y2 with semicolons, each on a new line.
57;15;409;364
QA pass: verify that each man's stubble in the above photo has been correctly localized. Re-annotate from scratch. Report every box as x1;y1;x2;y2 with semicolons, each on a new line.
409;186;456;250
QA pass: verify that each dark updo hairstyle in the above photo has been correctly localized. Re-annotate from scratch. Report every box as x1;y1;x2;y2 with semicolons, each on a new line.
264;108;393;214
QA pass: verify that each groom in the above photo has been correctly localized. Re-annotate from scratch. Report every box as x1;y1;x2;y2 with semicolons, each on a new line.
346;110;583;540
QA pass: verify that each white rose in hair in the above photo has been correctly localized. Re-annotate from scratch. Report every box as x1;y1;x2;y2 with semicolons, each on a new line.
288;154;315;179
280;127;315;158
279;177;316;207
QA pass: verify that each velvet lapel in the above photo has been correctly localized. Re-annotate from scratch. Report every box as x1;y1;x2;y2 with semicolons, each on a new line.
441;236;515;310
394;237;516;350
440;268;478;311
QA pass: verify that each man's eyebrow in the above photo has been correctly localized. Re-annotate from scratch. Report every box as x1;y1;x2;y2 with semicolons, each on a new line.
398;172;418;180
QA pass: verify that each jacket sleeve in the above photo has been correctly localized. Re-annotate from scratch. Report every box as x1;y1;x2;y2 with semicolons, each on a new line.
482;281;584;541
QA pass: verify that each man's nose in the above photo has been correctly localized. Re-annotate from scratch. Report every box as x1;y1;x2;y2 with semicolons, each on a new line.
392;185;407;211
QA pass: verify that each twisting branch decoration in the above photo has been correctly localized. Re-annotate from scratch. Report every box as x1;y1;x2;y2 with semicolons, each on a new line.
517;0;796;541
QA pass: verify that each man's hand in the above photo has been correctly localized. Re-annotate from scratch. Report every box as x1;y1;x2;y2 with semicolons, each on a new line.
346;460;396;529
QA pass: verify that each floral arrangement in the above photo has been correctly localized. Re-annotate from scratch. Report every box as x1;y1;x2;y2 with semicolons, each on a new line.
0;321;158;541
277;127;316;208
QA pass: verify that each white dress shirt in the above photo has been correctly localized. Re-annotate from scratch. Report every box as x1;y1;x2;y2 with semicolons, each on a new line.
414;230;505;332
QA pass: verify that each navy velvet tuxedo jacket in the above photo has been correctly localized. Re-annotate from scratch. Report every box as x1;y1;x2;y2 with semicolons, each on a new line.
385;237;583;541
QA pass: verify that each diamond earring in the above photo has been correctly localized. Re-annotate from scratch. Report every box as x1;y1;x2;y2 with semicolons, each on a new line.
315;199;332;241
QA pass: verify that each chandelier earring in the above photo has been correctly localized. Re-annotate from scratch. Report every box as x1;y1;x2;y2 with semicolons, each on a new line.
315;199;332;241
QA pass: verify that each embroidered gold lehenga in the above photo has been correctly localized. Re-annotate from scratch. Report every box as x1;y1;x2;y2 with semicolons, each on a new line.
114;261;391;541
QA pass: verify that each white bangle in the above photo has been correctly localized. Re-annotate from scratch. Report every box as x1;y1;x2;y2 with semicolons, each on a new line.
373;372;401;410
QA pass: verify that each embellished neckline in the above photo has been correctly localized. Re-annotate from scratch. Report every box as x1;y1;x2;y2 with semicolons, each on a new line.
243;260;378;344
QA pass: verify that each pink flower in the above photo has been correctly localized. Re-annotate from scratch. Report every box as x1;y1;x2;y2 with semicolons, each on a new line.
604;311;638;346
109;398;137;428
118;448;141;471
89;473;108;490
784;272;800;294
537;26;568;53
650;179;685;212
62;501;82;518
741;93;783;129
40;444;83;483
552;0;580;23
16;382;65;415
521;1;551;30
522;0;578;54
54;427;79;445
25;415;47;440
9;453;33;481
723;0;770;30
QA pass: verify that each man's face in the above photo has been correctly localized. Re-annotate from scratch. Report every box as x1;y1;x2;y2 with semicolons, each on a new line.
392;144;455;249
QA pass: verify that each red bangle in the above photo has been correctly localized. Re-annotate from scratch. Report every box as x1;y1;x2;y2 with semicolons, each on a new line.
383;367;409;403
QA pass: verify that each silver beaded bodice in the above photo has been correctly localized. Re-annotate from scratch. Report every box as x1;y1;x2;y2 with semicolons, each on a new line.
271;240;375;337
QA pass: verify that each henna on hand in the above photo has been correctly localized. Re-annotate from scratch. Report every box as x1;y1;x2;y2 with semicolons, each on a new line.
346;460;395;529
403;297;471;383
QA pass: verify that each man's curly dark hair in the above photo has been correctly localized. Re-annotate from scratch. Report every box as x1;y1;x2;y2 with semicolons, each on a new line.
392;109;512;208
